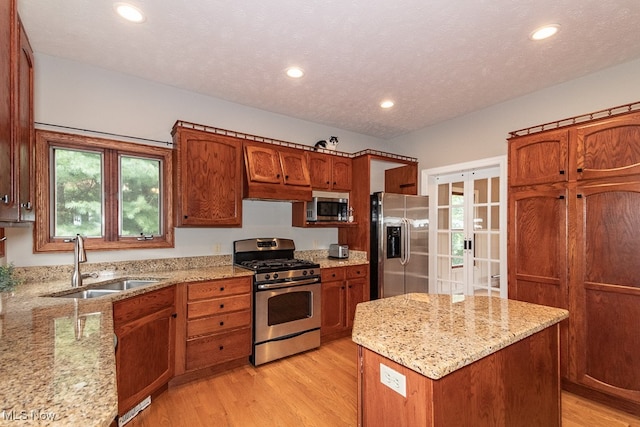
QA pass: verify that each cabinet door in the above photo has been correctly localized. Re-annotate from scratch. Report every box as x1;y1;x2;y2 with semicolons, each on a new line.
508;186;569;378
384;164;417;195
113;287;176;415
0;1;13;220
321;279;346;336
16;17;33;221
571;182;640;403
332;157;352;191
173;127;242;226
279;149;311;187
346;277;366;328
508;129;569;186
308;152;332;190
244;144;283;184
575;112;640;181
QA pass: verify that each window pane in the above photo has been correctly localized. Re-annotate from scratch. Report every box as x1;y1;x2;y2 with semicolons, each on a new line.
120;156;161;237
53;148;103;237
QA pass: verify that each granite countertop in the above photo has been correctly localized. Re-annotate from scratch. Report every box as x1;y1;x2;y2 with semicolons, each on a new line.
351;293;568;380
1;251;368;426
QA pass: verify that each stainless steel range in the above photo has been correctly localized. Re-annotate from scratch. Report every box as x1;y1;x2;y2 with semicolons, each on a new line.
233;238;321;366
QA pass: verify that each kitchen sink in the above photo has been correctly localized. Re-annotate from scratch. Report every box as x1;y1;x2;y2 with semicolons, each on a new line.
54;289;122;299
91;279;160;291
47;278;161;299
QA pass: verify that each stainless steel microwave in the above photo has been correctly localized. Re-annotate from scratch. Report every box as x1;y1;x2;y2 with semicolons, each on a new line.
307;197;348;222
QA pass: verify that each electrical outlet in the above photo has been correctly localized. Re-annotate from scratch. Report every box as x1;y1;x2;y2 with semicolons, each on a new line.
380;363;406;397
213;243;221;254
313;240;319;249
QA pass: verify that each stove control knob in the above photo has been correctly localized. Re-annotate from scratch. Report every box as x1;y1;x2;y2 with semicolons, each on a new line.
265;274;270;280
309;269;315;275
303;270;308;276
273;273;279;279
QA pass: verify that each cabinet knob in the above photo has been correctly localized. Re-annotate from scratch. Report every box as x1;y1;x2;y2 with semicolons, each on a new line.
219;345;224;351
220;304;225;308
219;321;224;326
341;286;345;290
184;215;188;219
220;287;225;291
171;313;177;318
558;195;565;200
577;168;583;173
333;182;337;185
0;195;9;204
326;181;330;185
559;170;565;175
20;201;32;210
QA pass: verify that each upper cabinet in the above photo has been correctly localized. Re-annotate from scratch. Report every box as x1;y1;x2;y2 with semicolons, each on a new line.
172;123;243;227
0;1;34;222
307;152;352;191
508;129;569;187
243;142;312;201
384;164;417;195
574;113;640;181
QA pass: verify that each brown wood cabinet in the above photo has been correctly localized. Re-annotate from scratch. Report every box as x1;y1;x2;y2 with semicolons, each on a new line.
243;142;312;201
0;1;34;222
307;152;352;191
172;123;243;227
321;265;368;341
508;108;640;415
113;286;176;416
384;164;418;195
181;277;252;373
358;326;560;427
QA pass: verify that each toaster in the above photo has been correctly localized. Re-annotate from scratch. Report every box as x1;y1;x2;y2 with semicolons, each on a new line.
329;244;349;259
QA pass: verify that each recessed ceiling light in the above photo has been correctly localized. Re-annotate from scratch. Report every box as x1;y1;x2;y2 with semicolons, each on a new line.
286;67;304;79
380;100;395;109
530;24;559;41
114;3;146;23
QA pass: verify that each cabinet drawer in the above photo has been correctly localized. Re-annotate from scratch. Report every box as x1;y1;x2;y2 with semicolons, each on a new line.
113;286;175;326
187;277;252;301
187;294;251;319
185;328;252;371
321;267;345;282
346;264;368;279
187;310;251;338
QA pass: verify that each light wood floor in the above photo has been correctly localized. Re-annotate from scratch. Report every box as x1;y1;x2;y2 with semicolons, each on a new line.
128;338;640;427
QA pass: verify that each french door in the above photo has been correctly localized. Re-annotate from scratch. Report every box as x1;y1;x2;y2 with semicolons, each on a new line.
425;159;506;297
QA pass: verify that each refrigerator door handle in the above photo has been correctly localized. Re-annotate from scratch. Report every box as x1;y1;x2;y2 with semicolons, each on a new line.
400;218;411;266
404;218;411;265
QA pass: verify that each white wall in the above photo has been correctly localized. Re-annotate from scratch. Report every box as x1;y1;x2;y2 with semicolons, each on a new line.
5;54;386;267
392;58;640;170
7;55;640;267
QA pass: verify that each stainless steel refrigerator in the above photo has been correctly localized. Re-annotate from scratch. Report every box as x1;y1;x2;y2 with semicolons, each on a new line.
370;192;429;299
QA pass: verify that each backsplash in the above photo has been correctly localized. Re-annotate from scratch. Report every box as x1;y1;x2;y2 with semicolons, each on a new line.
14;250;367;284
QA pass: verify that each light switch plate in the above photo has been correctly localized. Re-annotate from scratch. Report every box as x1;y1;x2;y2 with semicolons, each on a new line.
380;363;406;397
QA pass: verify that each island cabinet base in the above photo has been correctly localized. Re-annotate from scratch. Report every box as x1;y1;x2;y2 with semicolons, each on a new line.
358;325;560;427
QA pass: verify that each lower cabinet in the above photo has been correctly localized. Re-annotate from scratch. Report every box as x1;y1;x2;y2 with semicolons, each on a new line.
321;264;368;340
179;277;252;373
113;286;176;416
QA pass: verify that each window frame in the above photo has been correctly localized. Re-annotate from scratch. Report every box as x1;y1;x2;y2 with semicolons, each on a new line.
35;130;174;252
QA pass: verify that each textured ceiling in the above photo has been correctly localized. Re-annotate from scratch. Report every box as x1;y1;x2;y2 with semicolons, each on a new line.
17;0;640;139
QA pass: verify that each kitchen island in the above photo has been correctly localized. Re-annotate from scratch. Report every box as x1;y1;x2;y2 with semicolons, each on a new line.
352;293;569;427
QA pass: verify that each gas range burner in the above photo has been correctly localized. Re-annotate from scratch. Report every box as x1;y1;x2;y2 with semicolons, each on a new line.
237;258;319;273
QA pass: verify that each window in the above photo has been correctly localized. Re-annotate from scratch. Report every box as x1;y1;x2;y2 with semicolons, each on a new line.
35;130;174;252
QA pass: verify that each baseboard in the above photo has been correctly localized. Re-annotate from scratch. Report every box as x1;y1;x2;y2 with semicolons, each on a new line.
562;379;640;417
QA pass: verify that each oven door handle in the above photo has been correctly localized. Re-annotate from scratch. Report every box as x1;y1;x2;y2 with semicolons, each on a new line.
256;278;320;290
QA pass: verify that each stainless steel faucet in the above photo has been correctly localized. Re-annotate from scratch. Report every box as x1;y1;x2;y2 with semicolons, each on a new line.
71;234;87;288
68;234;98;288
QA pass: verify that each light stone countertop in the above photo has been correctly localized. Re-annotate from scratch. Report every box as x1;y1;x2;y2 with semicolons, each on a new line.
1;251;368;426
351;293;568;380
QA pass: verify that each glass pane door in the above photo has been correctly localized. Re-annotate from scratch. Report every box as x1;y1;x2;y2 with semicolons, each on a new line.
431;165;504;297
